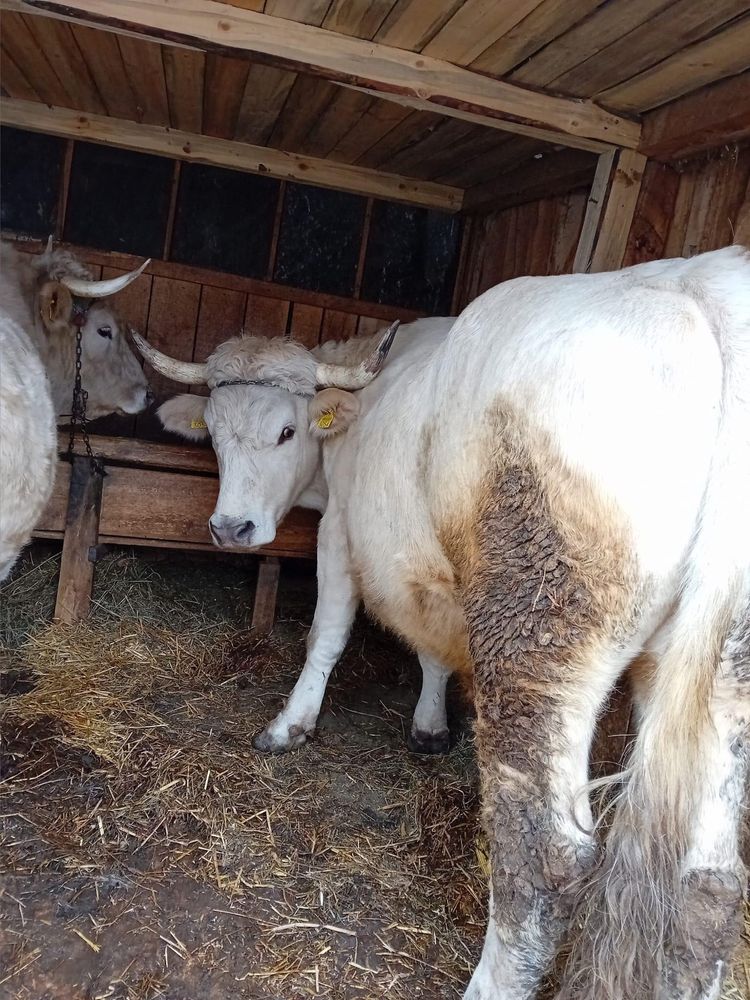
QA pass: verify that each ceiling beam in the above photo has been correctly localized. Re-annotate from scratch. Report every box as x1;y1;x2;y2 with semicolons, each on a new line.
5;0;641;152
462;148;596;214
0;98;463;211
640;71;750;161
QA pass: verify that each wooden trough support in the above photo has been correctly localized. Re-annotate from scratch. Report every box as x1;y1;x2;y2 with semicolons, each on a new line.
35;436;320;632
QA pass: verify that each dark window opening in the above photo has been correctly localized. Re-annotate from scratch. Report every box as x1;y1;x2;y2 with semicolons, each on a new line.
65;142;173;258
362;201;461;314
0;126;66;238
274;183;365;299
171;163;279;278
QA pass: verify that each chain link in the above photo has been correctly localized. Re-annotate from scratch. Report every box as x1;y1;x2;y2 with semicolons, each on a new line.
66;325;106;478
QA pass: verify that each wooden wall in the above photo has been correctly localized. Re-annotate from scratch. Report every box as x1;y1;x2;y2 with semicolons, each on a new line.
456;189;588;308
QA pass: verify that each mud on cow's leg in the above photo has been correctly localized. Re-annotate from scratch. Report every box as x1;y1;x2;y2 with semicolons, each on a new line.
657;616;750;1000
408;652;451;755
253;510;358;754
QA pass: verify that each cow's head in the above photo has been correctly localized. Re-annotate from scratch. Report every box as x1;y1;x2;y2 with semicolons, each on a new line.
133;323;398;550
35;242;152;419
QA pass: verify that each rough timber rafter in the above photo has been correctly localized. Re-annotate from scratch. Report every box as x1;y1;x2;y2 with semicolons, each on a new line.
5;0;641;152
0;98;463;211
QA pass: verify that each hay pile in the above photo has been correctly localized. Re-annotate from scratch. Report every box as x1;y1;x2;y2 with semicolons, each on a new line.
1;546;748;999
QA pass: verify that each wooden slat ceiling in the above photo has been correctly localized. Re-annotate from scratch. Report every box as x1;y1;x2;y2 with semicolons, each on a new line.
1;0;748;198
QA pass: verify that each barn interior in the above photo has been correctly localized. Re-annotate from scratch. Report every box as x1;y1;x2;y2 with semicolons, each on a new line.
1;1;749;997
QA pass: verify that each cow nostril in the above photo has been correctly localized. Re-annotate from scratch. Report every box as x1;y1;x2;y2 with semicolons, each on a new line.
235;520;255;540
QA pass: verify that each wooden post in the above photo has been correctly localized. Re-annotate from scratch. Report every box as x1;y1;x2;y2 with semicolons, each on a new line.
54;456;103;623
574;148;647;274
251;556;281;634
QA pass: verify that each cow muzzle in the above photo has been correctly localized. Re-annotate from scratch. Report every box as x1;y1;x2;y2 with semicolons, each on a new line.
209;515;257;549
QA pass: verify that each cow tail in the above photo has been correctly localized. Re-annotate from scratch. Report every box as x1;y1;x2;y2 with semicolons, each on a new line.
562;247;750;1000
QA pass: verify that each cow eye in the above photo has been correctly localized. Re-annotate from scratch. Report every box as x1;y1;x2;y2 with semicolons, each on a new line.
97;326;112;339
278;426;295;444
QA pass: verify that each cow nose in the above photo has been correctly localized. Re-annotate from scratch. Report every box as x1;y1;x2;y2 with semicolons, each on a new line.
209;517;255;547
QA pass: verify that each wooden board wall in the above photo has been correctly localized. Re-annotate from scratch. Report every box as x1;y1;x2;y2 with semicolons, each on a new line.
456;189;588;307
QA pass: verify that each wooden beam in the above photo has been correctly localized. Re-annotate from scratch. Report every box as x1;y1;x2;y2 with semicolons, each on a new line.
54;456;103;623
640;71;750;161
574;148;647;273
0;98;462;211
251;557;281;633
463;148;596;214
5;0;641;151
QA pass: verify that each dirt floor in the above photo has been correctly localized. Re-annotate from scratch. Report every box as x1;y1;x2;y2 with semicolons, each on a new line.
1;545;748;1000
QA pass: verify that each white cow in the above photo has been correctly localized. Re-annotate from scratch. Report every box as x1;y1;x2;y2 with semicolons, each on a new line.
0;241;151;580
137;248;750;1000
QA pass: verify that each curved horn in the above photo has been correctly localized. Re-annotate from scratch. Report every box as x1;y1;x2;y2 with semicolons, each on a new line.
132;331;208;385
61;258;151;299
45;234;54;255
315;320;400;390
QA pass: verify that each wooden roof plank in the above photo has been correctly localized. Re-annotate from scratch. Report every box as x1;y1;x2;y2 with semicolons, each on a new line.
8;0;640;150
356;108;445;168
162;47;205;132
374;0;463;51
639;70;750;159
0;44;42;101
442;135;549;188
25;15;106;113
269;75;341;152
298;87;375;158
203;51;251;138
327;99;412;164
0;98;464;211
463;147;596;213
552;0;750;97
72;23;138;119
599;15;750;111
263;0;331;26
470;0;602;76
117;34;170;125
423;0;546;66
233;63;297;145
2;12;74;106
323;0;398;39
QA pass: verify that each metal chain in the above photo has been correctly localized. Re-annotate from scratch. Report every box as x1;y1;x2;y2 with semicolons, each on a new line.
66;325;106;478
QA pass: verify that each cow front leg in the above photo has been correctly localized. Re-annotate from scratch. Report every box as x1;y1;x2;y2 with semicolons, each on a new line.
408;652;451;754
253;514;358;754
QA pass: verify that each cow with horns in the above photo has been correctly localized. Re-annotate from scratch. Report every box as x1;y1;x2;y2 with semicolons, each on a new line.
136;246;750;1000
0;240;151;580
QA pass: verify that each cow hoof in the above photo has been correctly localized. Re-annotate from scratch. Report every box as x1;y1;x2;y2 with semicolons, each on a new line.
407;728;450;755
252;724;310;754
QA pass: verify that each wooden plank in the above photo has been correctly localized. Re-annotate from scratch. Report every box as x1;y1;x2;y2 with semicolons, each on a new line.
162;46;205;132
269;75;340;152
72;23;137;119
194;285;247;361
98;466;319;556
9;0;641;150
623;160;680;266
117;34;170;125
328;98;412;165
640;71;750;159
25;14;106;113
554;0;750;99
587;149;647;272
66;435;219;473
245;294;290;338
299;87;375;158
203;51;251;138
463;148;596;214
263;0;330;25
55;139;74;240
1;12;73;105
14;237;426;322
510;0;675;89
54;457;103;623
358;108;444;169
572;149;616;273
375;0;464;50
471;0;601;75
0;99;463;213
289;303;323;348
320;308;358;342
145;275;202;397
424;0;544;66
0;46;40;101
323;0;396;39
101;263;153;333
251;556;280;633
234;63;296;144
664;170;698;258
548;190;587;275
599;16;750;113
35;460;72;532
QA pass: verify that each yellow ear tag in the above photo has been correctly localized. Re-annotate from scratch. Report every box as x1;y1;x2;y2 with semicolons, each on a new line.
317;410;335;430
191;418;207;430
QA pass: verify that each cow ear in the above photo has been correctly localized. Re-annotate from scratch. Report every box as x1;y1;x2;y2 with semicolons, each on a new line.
38;281;73;334
308;388;360;439
157;394;209;441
